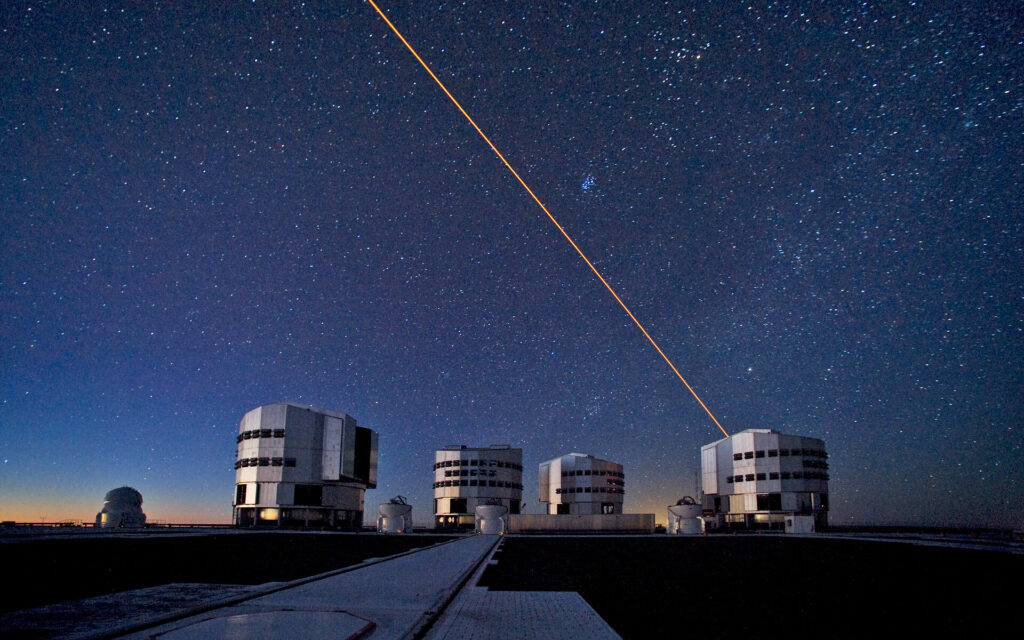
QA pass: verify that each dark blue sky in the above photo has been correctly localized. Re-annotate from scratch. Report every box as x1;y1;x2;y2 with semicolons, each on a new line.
2;1;1021;527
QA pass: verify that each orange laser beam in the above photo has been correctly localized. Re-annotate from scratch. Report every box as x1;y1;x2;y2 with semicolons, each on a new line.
367;0;730;438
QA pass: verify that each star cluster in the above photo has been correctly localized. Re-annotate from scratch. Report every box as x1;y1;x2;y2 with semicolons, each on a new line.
1;1;1021;527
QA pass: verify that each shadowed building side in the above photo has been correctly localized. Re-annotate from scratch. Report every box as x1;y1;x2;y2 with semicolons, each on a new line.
233;402;378;529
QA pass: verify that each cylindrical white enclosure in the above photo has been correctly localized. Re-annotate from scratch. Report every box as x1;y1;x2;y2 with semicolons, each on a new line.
377;502;412;533
474;504;508;535
668;503;703;534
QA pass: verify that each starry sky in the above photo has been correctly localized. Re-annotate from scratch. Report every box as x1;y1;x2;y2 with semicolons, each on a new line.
2;1;1021;528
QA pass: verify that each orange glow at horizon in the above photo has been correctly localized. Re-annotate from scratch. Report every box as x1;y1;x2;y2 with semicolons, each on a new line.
366;0;729;437
0;500;232;526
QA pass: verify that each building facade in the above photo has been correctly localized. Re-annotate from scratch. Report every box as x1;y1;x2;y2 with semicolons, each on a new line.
538;453;625;515
233;402;378;529
432;445;523;529
701;428;829;530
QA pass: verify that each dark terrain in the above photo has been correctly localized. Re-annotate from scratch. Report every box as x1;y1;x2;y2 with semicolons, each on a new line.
479;536;1022;639
0;531;454;613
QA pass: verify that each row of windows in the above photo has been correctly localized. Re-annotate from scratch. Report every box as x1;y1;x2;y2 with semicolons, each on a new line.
561;478;625;487
555;487;624;495
726;471;830;483
443;469;505;478
237;429;286;442
560;469;624;478
433;459;523;471
235;457;297;469
433;480;523;490
732;448;827;461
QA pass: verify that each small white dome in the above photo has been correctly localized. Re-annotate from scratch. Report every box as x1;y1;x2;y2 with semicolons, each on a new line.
96;486;147;528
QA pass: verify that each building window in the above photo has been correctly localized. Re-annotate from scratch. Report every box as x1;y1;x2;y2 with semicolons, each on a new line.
745;474;755;482
294;484;322;506
755;450;765;458
271;457;283;466
260;429;272;438
768;449;778;457
726;476;734;483
779;449;790;456
781;472;791;479
284;458;296;467
450;498;468;514
756;473;766;481
769;472;779;480
258;457;270;466
557;503;570;514
744;452;753;459
757;493;782;510
733;453;742;461
273;429;285;438
235;484;246;504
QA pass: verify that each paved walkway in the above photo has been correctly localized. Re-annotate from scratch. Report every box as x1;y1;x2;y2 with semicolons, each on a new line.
117;535;498;640
14;534;621;639
424;539;621;639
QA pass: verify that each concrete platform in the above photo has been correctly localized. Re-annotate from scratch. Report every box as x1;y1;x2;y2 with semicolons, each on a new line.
1;534;622;639
117;535;498;640
424;541;621;640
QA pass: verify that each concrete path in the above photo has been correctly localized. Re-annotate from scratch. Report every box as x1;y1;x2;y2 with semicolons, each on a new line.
116;535;497;640
423;539;622;640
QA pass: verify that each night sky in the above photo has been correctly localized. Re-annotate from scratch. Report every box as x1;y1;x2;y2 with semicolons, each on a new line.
2;1;1021;528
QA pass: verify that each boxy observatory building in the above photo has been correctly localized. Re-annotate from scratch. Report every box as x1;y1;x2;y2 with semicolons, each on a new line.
538;453;625;515
701;428;829;531
432;445;523;529
233;403;378;528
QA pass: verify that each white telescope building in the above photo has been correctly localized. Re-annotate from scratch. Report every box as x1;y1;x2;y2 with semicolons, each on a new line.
432;445;523;529
95;487;147;529
538;453;625;515
701;428;829;531
233;402;378;529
